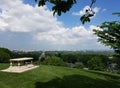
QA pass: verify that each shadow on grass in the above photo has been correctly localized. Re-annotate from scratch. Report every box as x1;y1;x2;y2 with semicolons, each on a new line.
86;70;120;84
35;74;120;88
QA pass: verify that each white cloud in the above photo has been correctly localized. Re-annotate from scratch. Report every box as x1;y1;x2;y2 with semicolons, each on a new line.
93;7;100;13
34;25;99;46
102;9;107;12
0;19;8;31
0;0;62;33
0;0;110;50
72;5;100;18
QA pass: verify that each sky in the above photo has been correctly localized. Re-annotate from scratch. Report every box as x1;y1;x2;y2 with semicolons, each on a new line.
0;0;120;51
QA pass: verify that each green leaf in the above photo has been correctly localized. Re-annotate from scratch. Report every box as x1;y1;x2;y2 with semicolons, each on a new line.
58;10;61;16
38;0;45;6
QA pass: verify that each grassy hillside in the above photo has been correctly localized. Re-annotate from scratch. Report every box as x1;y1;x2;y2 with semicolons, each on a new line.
0;63;120;88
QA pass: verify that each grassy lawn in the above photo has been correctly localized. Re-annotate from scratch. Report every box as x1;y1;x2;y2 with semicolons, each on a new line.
0;63;9;70
0;63;120;88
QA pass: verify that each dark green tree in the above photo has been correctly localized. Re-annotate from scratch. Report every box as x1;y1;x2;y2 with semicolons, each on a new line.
35;0;96;24
0;48;12;63
42;56;66;66
87;57;105;71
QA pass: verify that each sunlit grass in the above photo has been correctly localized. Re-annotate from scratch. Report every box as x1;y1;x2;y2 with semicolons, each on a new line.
0;63;120;88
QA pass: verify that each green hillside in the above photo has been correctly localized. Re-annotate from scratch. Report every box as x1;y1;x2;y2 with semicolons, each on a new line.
0;63;120;88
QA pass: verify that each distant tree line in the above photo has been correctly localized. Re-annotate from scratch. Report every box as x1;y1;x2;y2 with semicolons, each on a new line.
45;51;109;70
1;47;120;73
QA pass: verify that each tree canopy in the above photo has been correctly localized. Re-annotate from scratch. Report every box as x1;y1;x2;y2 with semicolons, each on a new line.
93;14;120;57
35;0;96;24
87;56;105;71
0;48;12;63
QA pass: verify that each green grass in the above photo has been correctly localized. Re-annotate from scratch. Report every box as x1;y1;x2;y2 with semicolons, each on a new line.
0;63;9;70
0;63;120;88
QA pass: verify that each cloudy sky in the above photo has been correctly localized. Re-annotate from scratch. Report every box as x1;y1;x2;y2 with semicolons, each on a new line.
0;0;120;51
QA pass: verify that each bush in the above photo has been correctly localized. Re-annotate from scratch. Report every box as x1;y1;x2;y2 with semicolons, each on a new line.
87;57;105;71
42;56;66;66
73;62;84;69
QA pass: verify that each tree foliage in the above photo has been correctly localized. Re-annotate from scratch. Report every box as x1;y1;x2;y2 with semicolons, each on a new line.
42;56;66;66
112;12;120;17
87;57;105;71
0;48;12;63
35;0;76;16
93;21;120;57
35;0;96;24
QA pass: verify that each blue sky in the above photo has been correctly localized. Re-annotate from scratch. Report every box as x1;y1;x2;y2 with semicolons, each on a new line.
0;0;120;51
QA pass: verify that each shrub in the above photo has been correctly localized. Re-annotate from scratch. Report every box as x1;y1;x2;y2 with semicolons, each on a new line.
73;62;84;69
87;57;105;71
42;56;66;66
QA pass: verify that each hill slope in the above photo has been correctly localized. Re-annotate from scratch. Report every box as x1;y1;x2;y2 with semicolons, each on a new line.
0;64;120;88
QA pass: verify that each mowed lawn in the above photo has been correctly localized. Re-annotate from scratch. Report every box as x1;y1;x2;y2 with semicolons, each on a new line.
0;63;120;88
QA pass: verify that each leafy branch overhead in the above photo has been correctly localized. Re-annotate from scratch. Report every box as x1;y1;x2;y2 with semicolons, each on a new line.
35;0;76;16
35;0;96;24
